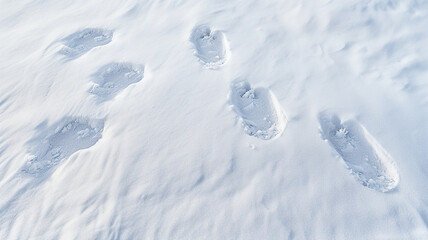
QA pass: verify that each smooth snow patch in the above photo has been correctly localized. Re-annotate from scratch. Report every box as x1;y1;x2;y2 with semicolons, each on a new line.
319;112;399;192
22;118;104;176
89;62;144;101
229;80;286;140
59;28;113;59
190;25;230;69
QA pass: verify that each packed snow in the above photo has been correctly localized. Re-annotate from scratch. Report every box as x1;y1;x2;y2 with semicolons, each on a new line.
1;0;428;239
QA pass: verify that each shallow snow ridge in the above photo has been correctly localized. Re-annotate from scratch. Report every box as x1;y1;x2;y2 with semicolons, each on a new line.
319;112;399;192
23;118;104;176
229;80;286;140
190;25;230;69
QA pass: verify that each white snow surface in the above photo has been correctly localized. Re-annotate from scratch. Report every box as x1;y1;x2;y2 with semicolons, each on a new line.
1;0;428;239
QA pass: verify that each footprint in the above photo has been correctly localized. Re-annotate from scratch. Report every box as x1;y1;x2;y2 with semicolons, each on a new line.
59;28;113;59
89;62;144;101
23;118;104;176
229;80;286;140
318;112;399;192
190;25;230;69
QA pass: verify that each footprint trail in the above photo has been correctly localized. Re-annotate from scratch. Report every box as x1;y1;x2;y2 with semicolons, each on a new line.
89;62;144;101
190;25;230;69
229;80;286;140
23;118;104;176
59;28;113;59
319;112;399;192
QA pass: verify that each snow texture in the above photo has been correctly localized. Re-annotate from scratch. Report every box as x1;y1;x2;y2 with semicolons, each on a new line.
1;0;428;239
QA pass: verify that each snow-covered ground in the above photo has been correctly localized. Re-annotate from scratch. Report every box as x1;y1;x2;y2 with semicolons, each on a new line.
1;0;428;239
